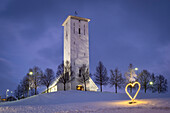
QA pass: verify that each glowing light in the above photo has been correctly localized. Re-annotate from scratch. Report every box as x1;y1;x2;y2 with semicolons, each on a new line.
29;71;33;75
149;81;153;85
135;68;138;71
125;82;141;102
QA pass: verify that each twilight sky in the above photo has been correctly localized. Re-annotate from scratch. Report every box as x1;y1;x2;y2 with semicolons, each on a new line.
0;0;170;96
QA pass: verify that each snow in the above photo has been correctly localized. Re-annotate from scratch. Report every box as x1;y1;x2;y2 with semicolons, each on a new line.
0;91;170;113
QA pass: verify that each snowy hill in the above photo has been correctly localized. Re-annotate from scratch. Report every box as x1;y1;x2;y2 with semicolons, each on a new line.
0;91;170;113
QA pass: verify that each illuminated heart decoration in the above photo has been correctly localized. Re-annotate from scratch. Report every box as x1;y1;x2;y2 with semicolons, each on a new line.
125;82;141;102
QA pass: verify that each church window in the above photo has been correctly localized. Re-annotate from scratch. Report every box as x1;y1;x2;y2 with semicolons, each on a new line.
84;25;85;35
73;27;75;34
79;69;81;77
84;53;85;56
79;28;81;34
73;23;75;34
74;41;75;45
79;20;81;23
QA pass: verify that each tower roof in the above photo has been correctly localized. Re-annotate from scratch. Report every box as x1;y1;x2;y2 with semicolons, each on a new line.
62;15;90;26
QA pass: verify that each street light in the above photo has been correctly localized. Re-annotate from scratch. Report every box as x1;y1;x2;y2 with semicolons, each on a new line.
28;71;33;97
6;89;9;99
29;71;33;75
149;81;153;85
135;68;138;71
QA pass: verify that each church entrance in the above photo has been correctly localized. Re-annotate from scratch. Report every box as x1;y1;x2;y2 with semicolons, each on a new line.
76;85;84;91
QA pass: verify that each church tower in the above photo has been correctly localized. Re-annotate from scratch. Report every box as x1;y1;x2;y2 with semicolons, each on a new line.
43;16;98;93
62;16;94;90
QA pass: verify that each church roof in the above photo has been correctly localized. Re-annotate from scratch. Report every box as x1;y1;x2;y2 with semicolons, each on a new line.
62;15;90;26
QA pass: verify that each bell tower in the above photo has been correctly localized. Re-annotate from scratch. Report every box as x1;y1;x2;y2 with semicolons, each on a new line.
62;15;90;90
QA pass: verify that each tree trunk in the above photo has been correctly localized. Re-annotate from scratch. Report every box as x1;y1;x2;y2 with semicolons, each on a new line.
84;82;87;91
130;86;132;93
47;86;49;93
27;90;29;97
64;83;66;91
100;84;102;92
115;84;117;93
35;87;37;95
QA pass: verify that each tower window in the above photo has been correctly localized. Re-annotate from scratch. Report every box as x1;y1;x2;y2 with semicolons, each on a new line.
79;69;81;77
74;41;75;45
74;62;75;66
73;23;75;34
84;53;85;56
84;25;85;35
79;20;81;23
79;28;81;34
74;27;75;34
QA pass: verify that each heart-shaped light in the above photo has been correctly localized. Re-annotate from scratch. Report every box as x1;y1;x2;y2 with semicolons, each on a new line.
125;82;141;102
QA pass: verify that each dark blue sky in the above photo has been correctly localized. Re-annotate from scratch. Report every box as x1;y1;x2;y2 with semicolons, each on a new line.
0;0;170;96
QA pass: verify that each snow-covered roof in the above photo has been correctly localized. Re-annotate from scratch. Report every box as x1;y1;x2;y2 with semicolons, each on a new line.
41;75;61;93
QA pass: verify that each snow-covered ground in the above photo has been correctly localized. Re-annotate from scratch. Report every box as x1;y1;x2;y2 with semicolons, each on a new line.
0;91;170;113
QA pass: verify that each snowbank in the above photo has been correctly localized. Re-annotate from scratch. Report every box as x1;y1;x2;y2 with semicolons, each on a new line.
0;91;170;113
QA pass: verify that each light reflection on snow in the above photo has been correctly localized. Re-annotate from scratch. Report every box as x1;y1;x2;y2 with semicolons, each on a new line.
98;99;150;107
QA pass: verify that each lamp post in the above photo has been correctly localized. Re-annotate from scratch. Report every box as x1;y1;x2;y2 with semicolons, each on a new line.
6;89;9;99
149;81;154;93
28;71;33;97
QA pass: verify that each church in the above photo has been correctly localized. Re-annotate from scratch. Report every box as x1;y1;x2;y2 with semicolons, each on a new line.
44;15;98;92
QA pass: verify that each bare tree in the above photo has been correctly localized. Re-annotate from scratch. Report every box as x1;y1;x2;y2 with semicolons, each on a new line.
93;61;108;92
21;75;30;97
77;64;89;91
29;66;43;95
14;84;22;100
41;68;55;93
155;75;168;93
150;73;156;93
110;68;124;93
56;61;74;91
138;70;151;93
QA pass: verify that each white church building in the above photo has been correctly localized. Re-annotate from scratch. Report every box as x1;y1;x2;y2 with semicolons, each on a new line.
44;15;98;93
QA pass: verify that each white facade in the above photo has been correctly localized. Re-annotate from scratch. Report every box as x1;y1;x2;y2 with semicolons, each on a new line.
44;16;98;93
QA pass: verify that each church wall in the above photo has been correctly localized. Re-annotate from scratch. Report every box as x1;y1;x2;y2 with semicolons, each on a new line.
69;18;89;90
64;18;71;90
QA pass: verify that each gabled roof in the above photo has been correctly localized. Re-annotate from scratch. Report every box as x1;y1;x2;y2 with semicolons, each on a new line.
41;75;61;93
89;77;98;90
48;75;61;89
